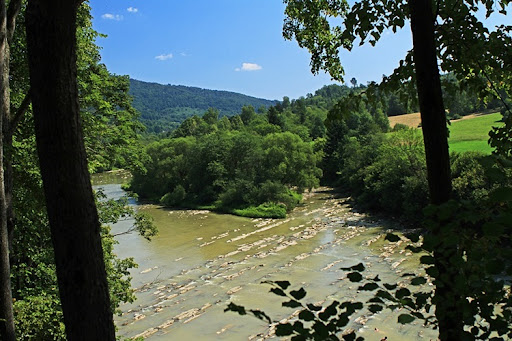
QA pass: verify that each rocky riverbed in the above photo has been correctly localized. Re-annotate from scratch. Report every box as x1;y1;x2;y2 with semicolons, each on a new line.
99;185;436;341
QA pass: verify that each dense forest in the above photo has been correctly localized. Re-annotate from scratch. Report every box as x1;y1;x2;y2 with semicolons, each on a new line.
129;79;277;134
1;0;511;340
129;76;509;222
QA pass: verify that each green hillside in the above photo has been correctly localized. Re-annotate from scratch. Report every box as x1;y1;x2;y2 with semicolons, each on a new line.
449;113;504;154
129;79;277;133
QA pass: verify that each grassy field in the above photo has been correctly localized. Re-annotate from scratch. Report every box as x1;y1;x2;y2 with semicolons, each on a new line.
448;112;503;154
389;112;503;154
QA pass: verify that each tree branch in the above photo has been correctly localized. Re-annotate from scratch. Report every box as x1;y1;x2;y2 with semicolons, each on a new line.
6;0;22;43
7;88;30;137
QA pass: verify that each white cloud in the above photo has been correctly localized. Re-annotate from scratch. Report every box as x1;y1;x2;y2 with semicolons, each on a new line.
155;53;173;61
102;13;123;21
127;7;138;13
235;62;262;72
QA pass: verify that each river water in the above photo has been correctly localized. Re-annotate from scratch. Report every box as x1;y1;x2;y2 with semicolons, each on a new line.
93;172;437;341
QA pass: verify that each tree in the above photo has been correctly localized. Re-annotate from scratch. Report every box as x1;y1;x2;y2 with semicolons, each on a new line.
25;0;115;339
202;107;219;125
267;106;284;128
0;0;25;339
350;77;357;88
240;104;256;125
283;0;510;339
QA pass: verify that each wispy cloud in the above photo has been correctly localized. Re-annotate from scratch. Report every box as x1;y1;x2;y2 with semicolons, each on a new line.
155;53;173;61
127;7;138;13
102;13;123;21
180;52;189;57
235;62;262;72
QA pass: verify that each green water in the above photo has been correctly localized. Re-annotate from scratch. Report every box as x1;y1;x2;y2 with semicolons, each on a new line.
93;175;437;341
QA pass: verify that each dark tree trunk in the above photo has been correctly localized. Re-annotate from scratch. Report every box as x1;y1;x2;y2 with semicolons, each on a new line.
409;0;452;205
409;1;463;340
0;0;15;338
25;1;115;340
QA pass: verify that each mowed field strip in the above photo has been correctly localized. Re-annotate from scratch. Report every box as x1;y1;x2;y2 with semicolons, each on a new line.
388;112;504;154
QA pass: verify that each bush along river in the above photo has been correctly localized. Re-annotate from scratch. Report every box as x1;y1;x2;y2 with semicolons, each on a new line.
93;171;438;341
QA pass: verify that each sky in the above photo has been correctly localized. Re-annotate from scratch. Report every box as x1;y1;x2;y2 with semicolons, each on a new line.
88;0;508;101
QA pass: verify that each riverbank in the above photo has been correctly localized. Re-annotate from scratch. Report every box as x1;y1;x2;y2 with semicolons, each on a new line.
105;185;435;340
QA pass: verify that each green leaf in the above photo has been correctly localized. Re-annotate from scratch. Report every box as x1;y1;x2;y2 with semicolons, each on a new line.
319;301;338;321
368;304;383;313
383;283;397;290
312;321;329;337
274;281;291;290
376;290;396;301
225;302;246;315
307;303;322;311
385;233;400;242
368;297;384;304
401;272;415;277
276;323;294;336
283;300;302;308
426;266;439;278
250;309;271;323
406;245;423;253
358;283;379;291
411;311;425;320
347;272;363;282
290;288;307;300
342;331;357;341
298;309;315;321
292;321;307;334
404;232;420;243
396;288;411;299
351;263;365;272
414;292;431;307
336;313;350;327
420;255;435;265
411;277;427;285
398;313;415;324
341;262;365;272
270;287;287;297
351;302;363;310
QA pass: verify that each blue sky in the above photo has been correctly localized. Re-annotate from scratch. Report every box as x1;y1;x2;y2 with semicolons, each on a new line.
88;1;507;101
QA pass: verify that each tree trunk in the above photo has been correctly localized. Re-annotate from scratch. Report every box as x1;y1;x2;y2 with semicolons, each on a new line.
0;0;15;338
25;1;116;340
409;0;452;205
409;1;463;340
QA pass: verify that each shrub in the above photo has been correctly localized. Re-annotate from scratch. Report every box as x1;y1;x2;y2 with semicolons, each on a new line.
233;203;287;219
391;123;410;132
160;185;187;207
14;293;65;340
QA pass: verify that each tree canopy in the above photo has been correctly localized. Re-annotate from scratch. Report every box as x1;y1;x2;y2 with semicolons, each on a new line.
282;0;512;339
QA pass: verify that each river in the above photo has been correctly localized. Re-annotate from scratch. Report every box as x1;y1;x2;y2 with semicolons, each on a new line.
93;171;437;341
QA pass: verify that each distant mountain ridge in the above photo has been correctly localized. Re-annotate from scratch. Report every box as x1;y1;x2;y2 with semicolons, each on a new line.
129;79;277;133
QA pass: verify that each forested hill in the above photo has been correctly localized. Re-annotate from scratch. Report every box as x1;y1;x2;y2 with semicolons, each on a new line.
129;79;277;133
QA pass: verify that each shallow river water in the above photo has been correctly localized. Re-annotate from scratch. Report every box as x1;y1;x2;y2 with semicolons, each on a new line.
93;172;437;341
